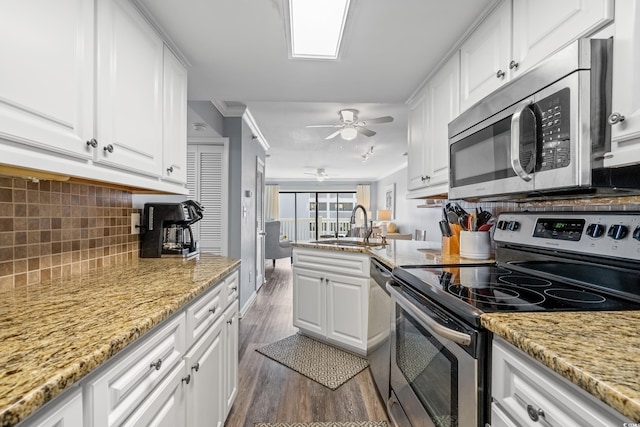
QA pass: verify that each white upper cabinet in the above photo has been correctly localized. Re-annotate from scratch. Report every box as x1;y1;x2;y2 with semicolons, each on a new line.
460;0;613;112
0;0;94;161
95;0;164;177
460;0;511;112
605;0;640;167
512;0;614;77
406;53;459;197
162;46;188;184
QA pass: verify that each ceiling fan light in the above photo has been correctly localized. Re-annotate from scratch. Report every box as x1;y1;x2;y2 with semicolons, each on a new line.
341;127;358;141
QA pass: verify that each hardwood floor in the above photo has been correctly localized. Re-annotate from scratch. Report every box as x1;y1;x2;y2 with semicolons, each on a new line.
225;259;390;426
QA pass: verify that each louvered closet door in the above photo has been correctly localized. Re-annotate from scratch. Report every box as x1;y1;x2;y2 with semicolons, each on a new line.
187;145;227;255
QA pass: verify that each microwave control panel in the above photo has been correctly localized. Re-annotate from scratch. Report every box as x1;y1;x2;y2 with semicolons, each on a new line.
536;87;571;172
494;212;640;261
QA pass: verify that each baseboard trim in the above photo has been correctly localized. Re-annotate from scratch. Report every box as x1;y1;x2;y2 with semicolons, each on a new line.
240;290;257;318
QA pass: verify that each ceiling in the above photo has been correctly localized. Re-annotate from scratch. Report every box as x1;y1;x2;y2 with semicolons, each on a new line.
138;0;494;182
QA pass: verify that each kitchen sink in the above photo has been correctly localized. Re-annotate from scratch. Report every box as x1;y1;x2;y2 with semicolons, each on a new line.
310;239;386;248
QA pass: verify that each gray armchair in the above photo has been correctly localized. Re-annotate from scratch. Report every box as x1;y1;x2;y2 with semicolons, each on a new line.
264;221;292;267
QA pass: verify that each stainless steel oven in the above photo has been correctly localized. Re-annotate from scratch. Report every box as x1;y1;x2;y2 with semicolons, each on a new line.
447;38;640;201
387;283;488;427
388;211;640;427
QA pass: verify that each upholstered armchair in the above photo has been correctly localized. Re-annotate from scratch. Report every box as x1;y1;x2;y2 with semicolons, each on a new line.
264;221;292;267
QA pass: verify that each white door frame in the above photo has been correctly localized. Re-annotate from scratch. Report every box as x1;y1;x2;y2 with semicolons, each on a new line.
256;157;265;290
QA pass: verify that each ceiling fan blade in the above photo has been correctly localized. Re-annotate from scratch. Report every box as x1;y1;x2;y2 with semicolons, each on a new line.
357;127;376;137
360;116;394;125
325;130;342;140
306;124;342;128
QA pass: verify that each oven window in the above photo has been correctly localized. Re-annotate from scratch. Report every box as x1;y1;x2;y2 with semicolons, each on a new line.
450;116;515;187
396;306;458;427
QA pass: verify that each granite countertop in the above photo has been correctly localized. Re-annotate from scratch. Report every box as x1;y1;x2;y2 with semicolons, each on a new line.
293;238;493;268
482;311;640;422
0;254;240;427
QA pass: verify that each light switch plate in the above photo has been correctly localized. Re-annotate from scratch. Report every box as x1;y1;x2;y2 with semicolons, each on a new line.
131;213;141;234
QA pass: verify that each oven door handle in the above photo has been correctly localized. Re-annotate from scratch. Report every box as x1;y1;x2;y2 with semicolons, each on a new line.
387;283;472;346
510;99;534;182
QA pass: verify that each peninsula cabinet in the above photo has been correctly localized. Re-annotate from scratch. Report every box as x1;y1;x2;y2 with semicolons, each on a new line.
604;0;640;168
460;0;613;112
491;336;631;426
0;0;187;193
292;248;385;356
17;387;83;427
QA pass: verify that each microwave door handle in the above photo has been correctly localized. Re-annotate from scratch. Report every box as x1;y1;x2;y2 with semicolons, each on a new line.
510;100;534;182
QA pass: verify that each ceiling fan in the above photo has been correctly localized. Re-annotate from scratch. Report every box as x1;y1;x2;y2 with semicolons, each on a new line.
303;168;331;181
306;109;393;141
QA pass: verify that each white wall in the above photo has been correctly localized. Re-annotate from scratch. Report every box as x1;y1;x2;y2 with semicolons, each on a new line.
374;167;442;244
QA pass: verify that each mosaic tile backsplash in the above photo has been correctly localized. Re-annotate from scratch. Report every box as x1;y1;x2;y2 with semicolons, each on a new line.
0;177;139;290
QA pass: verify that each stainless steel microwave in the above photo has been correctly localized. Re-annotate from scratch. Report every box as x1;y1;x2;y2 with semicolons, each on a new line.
448;38;640;201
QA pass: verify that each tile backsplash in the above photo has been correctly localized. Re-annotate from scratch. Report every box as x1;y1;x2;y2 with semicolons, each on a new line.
0;177;139;290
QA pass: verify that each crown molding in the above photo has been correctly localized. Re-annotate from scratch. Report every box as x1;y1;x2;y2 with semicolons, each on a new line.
243;109;270;151
211;99;247;117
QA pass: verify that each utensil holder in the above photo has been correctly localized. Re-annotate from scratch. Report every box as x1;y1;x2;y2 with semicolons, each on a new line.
460;231;491;259
442;224;461;255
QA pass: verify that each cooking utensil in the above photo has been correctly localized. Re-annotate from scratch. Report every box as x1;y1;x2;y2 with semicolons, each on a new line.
478;223;493;231
439;220;452;237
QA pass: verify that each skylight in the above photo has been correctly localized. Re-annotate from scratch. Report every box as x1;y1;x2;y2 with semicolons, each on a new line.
288;0;350;60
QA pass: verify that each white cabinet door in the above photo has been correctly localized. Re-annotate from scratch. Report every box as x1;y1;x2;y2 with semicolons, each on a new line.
424;53;460;189
162;46;188;184
20;388;83;427
605;0;640;167
184;317;224;427
223;302;239;417
0;0;94;163
292;267;326;336
187;143;228;255
512;0;613;78
460;0;511;112
121;361;187;427
407;88;428;191
325;273;368;351
96;0;163;177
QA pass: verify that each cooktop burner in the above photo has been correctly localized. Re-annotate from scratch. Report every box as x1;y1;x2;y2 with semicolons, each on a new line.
392;264;640;327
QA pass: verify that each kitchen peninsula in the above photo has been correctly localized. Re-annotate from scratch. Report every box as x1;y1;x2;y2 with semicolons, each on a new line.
0;254;240;427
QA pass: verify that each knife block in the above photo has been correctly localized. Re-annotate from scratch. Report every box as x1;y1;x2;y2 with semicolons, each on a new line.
442;224;461;255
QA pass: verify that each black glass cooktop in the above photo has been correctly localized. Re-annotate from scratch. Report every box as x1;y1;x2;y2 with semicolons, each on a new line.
392;263;640;328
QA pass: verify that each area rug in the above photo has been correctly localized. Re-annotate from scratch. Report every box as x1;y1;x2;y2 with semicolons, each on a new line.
256;334;369;390
255;422;388;427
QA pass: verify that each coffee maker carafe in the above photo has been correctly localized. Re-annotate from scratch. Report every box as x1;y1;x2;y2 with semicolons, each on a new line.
140;201;204;258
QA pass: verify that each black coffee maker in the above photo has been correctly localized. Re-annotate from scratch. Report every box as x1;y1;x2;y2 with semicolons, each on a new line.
140;200;204;258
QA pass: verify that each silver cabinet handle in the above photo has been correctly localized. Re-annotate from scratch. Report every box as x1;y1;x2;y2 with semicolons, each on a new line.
208;307;216;314
496;69;505;79
509;60;519;70
150;359;162;370
231;286;237;291
182;374;191;384
510;99;535;182
86;138;98;148
191;363;200;372
167;166;174;173
227;318;233;325
526;404;545;422
103;144;114;153
608;112;625;125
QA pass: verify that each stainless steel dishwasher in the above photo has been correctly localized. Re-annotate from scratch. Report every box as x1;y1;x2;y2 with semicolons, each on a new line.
369;258;393;402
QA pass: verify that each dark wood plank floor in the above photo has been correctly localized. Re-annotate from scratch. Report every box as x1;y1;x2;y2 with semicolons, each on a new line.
225;259;390;426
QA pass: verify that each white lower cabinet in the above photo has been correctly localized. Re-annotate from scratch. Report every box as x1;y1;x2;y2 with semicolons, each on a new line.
223;301;239;418
292;248;385;355
19;387;83;427
491;336;631;426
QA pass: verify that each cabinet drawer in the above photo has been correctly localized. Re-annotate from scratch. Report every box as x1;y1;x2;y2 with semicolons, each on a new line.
222;271;239;308
186;283;223;349
492;337;631;426
86;314;186;427
293;248;370;277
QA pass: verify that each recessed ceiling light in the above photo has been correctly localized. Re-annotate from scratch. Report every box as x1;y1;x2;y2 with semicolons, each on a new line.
288;0;350;60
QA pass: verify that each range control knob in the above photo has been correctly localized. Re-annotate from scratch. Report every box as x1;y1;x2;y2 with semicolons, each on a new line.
497;220;507;230
633;226;640;241
507;221;520;231
585;223;606;238
607;224;629;240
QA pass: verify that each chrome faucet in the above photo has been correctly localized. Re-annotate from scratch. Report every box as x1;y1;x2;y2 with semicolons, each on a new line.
350;204;372;242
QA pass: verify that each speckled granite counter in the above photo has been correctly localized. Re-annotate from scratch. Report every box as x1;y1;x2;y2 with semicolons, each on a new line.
482;311;640;422
0;254;240;427
293;238;493;268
